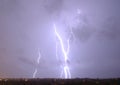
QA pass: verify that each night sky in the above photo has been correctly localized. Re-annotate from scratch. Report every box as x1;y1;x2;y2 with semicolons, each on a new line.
0;0;120;78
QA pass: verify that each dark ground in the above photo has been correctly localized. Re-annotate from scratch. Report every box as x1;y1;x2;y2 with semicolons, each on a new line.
0;78;119;85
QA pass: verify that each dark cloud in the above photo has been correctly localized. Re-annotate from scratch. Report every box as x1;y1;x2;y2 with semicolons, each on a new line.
96;16;120;40
74;25;95;42
44;0;63;14
71;14;95;42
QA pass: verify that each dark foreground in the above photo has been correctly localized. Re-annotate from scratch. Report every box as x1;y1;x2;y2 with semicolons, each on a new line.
0;78;120;85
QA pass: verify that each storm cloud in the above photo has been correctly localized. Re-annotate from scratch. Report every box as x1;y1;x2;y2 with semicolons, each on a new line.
0;0;120;78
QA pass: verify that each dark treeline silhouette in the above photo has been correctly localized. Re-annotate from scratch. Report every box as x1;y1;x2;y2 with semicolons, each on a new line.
0;78;119;85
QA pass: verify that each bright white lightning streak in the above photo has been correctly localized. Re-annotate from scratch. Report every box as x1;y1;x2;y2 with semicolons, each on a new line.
33;48;41;78
54;23;71;78
33;68;37;78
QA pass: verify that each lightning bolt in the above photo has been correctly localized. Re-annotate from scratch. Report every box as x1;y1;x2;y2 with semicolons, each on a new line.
33;48;41;78
54;23;71;78
32;8;80;78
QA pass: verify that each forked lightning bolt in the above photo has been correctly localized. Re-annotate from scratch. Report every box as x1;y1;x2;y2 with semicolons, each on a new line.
54;23;71;78
32;8;80;78
33;48;41;78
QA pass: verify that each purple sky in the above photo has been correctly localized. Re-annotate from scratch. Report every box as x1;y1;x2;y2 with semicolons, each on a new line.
0;0;120;78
